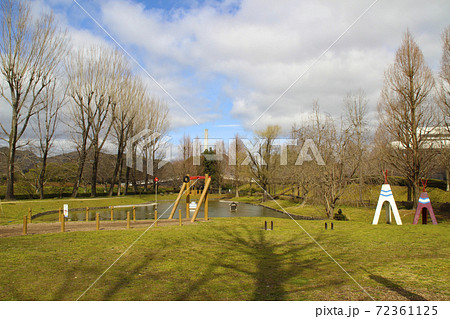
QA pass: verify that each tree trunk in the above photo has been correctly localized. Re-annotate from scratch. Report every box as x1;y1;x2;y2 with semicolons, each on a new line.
407;183;412;202
117;158;123;196
6;142;16;201
38;151;49;200
5;114;18;201
90;147;100;197
72;137;89;198
124;166;130;195
447;168;449;192
108;148;123;196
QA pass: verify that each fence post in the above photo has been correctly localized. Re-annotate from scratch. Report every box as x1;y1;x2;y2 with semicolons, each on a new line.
127;211;130;229
133;206;136;221
28;208;32;224
179;209;182;226
96;213;100;231
110;206;114;221
61;214;65;233
86;207;89;222
23;216;27;235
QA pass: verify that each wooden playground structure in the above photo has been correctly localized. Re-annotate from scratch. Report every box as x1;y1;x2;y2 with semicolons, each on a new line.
168;174;212;222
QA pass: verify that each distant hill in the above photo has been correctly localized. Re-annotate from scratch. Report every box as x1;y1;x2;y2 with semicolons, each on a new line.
0;147;40;176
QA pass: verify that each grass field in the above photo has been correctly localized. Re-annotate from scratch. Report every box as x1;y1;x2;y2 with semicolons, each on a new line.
0;185;448;301
0;216;448;301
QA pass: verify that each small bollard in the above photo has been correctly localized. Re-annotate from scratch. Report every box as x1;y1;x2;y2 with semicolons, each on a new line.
23;216;27;235
61;214;65;233
271;221;273;231
110;206;114;221
264;221;267;230
96;213;100;231
86;207;89;222
155;209;158;227
325;222;328;230
28;208;32;224
331;222;334;230
133;206;136;221
127;211;130;229
179;209;182;226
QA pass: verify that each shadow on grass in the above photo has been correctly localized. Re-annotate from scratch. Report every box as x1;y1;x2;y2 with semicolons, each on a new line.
176;224;318;300
363;268;427;301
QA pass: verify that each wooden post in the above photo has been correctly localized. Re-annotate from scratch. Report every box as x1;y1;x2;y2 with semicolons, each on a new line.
96;213;100;231
59;207;62;223
28;208;32;224
133;206;136;221
204;187;209;221
191;175;211;222
179;209;182;226
110;206;114;221
61;214;65;233
186;175;190;219
23;216;27;235
127;211;130;229
155;209;158;227
86;207;89;222
169;182;187;219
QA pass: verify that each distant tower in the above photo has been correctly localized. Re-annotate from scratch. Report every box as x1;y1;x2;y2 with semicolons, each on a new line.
204;129;208;152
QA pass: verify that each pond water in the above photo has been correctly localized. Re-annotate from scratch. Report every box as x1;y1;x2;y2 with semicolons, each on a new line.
68;200;289;221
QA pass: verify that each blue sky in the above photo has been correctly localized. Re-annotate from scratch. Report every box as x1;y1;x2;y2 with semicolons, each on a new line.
1;0;449;153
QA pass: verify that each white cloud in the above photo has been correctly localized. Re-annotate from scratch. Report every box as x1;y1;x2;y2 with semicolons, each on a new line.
1;0;448;141
96;0;449;134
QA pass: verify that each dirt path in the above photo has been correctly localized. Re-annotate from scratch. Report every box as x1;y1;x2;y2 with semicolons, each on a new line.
0;219;197;238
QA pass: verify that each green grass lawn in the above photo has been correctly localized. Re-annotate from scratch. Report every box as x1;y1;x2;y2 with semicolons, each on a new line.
0;217;448;301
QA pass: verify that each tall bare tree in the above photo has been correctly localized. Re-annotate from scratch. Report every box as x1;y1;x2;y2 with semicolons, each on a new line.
246;125;280;201
108;74;138;196
437;26;450;191
67;46;128;197
32;80;67;199
0;0;67;200
378;30;436;205
296;104;357;218
344;89;369;205
229;133;247;197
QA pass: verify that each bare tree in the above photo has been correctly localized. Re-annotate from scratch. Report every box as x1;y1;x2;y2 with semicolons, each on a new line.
344;89;369;205
32;80;67;199
378;30;437;205
229;133;247;197
67;46;128;197
108;74;138;196
246;125;280;201
0;0;67;200
437;26;450;191
297;104;357;218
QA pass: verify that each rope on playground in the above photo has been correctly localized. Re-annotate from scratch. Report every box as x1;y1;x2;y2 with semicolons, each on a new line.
76;179;200;301
251;179;376;301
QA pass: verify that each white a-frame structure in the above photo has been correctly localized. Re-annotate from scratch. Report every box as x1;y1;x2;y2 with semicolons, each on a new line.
372;171;402;225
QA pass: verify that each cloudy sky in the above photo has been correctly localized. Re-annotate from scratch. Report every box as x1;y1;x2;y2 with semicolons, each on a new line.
2;0;450;147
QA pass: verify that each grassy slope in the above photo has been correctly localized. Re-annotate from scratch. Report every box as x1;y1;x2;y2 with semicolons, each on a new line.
0;217;448;301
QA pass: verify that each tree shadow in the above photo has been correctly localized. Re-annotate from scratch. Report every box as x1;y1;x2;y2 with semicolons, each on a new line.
101;253;159;300
363;268;427;301
176;224;318;300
